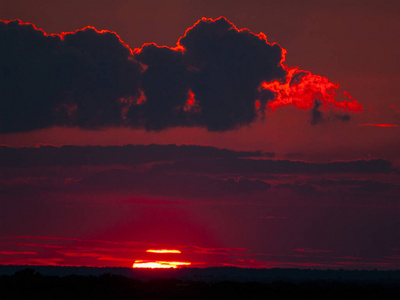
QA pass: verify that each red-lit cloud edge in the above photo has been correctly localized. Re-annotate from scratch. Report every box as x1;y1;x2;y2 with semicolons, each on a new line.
1;17;362;117
358;123;399;127
1;236;400;270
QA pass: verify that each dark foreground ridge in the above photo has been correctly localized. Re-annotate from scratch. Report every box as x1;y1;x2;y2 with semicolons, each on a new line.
1;266;400;299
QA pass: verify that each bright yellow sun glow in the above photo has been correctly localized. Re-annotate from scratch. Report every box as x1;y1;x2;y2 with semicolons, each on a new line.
146;249;182;254
132;260;191;269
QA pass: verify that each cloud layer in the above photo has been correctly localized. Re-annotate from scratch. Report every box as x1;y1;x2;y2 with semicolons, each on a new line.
0;144;268;167
1;144;397;200
0;17;361;133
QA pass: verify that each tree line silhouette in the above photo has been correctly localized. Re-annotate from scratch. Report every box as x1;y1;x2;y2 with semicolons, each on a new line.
1;268;400;299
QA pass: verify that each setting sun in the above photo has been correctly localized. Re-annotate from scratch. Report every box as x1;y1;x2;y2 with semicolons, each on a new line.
146;249;182;254
132;260;191;269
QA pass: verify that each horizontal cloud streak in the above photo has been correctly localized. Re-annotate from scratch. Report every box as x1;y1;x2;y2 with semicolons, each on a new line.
152;158;394;174
0;144;269;167
75;169;271;197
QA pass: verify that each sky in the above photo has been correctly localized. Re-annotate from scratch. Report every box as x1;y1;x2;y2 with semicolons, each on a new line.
0;0;400;269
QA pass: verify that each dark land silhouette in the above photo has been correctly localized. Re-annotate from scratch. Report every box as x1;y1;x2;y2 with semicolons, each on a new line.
1;266;400;299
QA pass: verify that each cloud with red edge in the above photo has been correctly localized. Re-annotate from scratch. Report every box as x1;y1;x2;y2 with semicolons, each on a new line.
0;17;361;133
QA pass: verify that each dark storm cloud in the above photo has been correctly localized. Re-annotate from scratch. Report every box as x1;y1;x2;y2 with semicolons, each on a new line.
0;20;141;133
0;17;286;133
128;44;192;130
177;17;286;130
0;144;268;167
0;20;61;133
152;158;394;174
54;27;141;129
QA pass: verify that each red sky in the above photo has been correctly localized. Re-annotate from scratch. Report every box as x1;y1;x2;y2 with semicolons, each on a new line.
1;0;400;269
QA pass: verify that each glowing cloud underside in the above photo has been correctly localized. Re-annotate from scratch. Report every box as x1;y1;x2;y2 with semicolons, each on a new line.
261;67;363;112
132;260;191;269
146;249;181;254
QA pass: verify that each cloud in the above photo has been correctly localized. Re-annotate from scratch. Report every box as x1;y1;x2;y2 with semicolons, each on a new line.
275;183;319;194
0;251;37;255
0;144;268;167
0;167;272;197
75;169;271;197
175;17;286;130
128;44;192;130
262;68;362;114
310;179;399;193
0;21;62;133
358;124;399;127
152;158;394;174
310;100;323;125
0;17;361;133
1;145;397;200
293;248;333;254
0;20;141;133
349;181;397;194
310;99;351;125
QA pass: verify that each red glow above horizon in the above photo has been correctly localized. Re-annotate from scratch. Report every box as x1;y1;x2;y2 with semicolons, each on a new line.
146;249;182;254
132;248;190;268
132;260;191;269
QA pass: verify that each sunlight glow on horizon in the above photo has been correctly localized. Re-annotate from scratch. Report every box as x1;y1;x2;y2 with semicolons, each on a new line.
132;260;191;269
146;249;182;254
